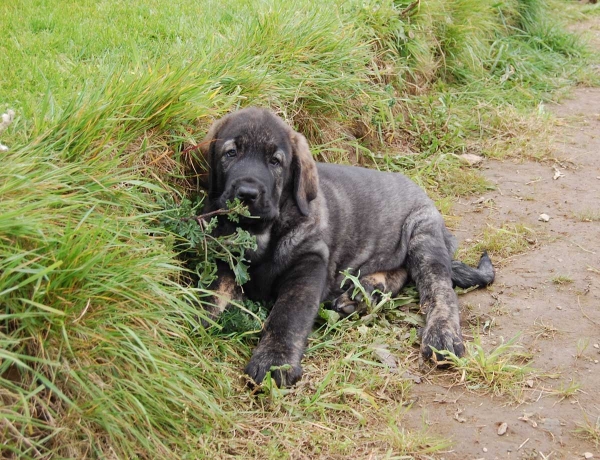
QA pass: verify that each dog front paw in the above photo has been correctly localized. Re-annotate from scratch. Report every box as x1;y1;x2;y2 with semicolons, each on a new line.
420;319;465;363
244;347;303;388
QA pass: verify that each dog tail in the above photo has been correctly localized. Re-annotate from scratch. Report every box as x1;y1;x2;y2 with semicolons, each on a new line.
451;251;495;289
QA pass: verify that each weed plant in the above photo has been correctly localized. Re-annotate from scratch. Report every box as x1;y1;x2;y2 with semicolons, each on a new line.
437;334;534;401
575;415;600;446
0;0;597;457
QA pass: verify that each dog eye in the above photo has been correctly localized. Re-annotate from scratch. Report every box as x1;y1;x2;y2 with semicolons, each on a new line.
225;149;237;158
269;157;281;166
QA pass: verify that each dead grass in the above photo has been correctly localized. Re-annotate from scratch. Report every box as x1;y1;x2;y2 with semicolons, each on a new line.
530;317;561;341
479;106;555;162
574;209;600;222
458;223;537;266
551;274;574;285
201;322;450;459
542;379;582;402
575;414;600;446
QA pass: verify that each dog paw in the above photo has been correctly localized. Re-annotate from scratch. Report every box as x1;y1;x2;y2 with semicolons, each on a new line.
331;291;365;316
420;319;465;364
244;348;303;388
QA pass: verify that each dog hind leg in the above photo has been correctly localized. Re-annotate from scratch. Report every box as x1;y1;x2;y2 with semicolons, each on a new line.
331;268;409;316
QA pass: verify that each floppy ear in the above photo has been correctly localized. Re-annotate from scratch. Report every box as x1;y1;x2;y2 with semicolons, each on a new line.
200;115;231;200
290;131;318;216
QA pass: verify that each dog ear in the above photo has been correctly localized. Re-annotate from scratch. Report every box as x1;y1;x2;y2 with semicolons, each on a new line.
200;115;231;200
290;131;318;216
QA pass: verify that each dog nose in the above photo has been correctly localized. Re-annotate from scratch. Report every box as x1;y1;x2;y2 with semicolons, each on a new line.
236;185;259;202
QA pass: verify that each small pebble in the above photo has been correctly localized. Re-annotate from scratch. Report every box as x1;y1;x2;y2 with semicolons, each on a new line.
556;306;562;310
497;422;508;436
539;213;550;222
584;453;593;459
594;360;598;364
593;343;599;349
483;447;488;453
459;153;484;166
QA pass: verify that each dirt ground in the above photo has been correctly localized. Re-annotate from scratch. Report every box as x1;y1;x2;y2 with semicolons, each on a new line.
405;18;600;460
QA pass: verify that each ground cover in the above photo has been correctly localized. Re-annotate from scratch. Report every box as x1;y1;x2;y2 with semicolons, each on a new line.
1;1;599;458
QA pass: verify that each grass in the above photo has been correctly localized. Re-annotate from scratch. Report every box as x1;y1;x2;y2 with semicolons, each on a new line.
583;4;600;16
576;337;591;360
439;334;534;401
575;209;600;222
458;223;537;265
546;379;582;402
531;317;560;341
576;415;600;446
0;0;597;458
551;274;574;285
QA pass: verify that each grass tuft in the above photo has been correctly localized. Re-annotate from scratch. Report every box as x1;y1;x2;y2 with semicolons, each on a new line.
439;334;534;400
575;415;600;446
459;223;536;265
551;274;574;285
575;209;600;222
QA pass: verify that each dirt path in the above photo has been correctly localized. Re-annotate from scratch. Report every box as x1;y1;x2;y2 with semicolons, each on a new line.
406;19;600;460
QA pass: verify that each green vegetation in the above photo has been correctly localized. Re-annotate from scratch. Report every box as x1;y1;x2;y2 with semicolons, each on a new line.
576;415;600;446
0;0;597;458
458;223;537;266
575;209;600;222
438;334;534;400
548;379;582;402
551;274;574;285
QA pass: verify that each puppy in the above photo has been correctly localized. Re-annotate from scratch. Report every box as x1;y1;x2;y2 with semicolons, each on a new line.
199;107;494;387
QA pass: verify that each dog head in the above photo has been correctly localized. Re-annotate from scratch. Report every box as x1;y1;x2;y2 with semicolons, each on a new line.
200;107;318;224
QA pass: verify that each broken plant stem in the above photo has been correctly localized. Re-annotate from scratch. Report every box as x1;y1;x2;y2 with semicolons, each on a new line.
587;265;600;275
182;208;232;226
578;296;599;327
568;239;596;255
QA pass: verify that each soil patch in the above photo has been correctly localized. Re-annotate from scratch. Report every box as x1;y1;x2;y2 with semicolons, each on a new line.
404;19;600;460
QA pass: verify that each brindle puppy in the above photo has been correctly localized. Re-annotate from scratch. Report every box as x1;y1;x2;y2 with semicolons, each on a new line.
199;107;494;387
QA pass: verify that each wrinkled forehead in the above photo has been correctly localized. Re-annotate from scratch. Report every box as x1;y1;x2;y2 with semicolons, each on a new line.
216;110;292;153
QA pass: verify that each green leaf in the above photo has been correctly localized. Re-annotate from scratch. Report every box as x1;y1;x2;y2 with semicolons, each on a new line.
319;307;341;325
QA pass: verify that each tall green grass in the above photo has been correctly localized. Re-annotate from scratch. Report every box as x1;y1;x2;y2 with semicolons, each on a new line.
0;0;596;458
